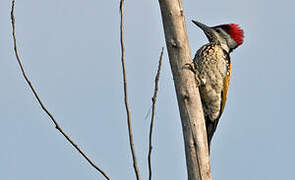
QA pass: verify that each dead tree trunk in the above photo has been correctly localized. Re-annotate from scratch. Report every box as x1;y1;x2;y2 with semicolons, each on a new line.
158;0;212;179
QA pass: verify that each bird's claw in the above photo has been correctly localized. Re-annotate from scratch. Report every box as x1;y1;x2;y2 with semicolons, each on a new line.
185;62;201;87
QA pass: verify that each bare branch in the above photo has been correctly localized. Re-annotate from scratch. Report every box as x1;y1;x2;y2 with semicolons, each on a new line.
158;0;211;179
148;47;164;180
119;1;141;180
10;1;111;179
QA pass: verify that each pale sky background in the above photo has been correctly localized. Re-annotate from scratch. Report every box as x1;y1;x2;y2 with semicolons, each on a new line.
1;0;295;180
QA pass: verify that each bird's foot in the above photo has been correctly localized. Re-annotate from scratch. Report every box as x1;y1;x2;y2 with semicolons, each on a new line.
184;62;201;87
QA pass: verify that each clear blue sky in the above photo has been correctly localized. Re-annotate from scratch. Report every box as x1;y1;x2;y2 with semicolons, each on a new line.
1;0;294;179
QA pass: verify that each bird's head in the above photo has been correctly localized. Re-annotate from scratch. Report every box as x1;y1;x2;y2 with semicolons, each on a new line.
192;20;244;53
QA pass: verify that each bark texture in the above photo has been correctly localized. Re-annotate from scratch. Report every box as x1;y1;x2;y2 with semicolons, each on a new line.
158;0;212;179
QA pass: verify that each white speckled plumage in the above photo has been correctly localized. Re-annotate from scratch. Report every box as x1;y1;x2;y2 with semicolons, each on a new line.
193;42;231;146
194;43;228;121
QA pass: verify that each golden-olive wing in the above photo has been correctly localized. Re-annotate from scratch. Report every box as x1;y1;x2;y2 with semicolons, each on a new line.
220;61;231;115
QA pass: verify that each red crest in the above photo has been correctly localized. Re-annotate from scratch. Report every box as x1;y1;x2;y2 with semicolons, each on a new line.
214;24;244;46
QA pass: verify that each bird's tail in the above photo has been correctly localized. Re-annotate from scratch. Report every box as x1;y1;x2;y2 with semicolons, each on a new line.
205;117;220;152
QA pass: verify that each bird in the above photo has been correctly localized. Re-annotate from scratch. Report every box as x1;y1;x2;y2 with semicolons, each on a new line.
191;20;244;149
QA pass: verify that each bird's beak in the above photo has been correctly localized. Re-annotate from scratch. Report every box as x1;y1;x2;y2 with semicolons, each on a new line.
192;20;216;41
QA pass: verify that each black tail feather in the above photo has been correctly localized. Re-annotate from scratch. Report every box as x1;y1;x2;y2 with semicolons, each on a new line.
205;116;220;152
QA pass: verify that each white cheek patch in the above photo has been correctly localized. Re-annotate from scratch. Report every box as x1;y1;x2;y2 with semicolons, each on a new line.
221;29;237;49
217;28;237;50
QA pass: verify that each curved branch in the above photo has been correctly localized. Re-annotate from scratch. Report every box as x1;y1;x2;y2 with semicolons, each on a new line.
148;47;164;180
10;1;111;179
119;1;141;180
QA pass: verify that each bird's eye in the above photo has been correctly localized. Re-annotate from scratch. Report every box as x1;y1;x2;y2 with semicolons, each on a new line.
216;29;221;33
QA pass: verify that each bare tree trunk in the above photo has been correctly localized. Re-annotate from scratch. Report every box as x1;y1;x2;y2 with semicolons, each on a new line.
158;0;212;180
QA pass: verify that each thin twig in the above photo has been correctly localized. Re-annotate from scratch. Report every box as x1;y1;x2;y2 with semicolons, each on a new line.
10;1;111;179
119;1;141;180
148;47;164;180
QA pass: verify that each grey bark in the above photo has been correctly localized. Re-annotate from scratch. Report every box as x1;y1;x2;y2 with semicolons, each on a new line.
158;0;212;179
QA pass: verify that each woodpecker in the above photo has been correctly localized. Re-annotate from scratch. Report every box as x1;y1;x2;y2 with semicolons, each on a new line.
191;20;244;148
